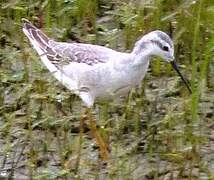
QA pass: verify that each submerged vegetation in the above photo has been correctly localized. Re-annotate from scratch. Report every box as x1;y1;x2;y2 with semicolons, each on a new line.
0;0;213;179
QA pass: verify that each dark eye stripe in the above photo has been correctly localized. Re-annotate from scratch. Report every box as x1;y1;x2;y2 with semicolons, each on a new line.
150;40;163;49
156;32;173;48
140;39;170;52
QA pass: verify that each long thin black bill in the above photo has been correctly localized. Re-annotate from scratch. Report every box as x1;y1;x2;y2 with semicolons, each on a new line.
170;61;192;93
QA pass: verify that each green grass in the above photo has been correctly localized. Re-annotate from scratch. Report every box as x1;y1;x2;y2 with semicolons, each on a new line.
0;0;214;179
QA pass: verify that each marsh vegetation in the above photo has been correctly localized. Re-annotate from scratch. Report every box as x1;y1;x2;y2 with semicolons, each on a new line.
0;0;213;179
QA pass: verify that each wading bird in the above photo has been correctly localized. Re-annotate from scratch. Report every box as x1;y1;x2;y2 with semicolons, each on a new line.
22;19;191;160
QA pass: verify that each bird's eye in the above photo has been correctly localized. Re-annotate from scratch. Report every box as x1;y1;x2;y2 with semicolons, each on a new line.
163;46;169;51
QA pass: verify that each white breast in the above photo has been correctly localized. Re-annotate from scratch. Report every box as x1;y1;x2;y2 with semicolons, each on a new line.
63;54;150;100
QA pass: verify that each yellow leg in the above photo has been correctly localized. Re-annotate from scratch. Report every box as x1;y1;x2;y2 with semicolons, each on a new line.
66;108;110;172
86;108;110;161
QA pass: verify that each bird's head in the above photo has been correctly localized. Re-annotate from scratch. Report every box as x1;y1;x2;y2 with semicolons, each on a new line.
134;30;174;62
133;30;191;93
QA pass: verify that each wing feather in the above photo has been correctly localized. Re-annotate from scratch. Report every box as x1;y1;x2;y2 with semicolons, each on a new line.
49;41;115;66
22;19;116;67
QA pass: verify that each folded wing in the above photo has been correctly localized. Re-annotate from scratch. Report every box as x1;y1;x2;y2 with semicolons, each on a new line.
22;19;115;69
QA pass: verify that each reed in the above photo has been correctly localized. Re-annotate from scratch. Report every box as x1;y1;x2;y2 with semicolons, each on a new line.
191;0;203;121
0;0;213;179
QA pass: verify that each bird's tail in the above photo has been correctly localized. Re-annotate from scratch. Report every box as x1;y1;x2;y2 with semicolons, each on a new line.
22;18;55;56
22;18;60;73
22;19;78;91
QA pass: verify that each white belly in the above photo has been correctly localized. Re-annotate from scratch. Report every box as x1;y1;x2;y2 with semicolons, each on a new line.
90;60;150;99
62;59;150;106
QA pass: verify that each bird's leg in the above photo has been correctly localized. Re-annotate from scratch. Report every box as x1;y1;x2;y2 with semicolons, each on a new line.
85;108;110;161
74;109;87;173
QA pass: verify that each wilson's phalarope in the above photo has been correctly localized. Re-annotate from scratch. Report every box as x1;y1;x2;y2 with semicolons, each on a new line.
22;19;191;160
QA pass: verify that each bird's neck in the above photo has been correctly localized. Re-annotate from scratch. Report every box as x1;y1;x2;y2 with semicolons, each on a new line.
131;40;155;66
131;48;152;66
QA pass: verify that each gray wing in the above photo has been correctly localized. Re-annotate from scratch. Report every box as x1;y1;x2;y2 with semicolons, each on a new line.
49;41;116;66
22;19;116;68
